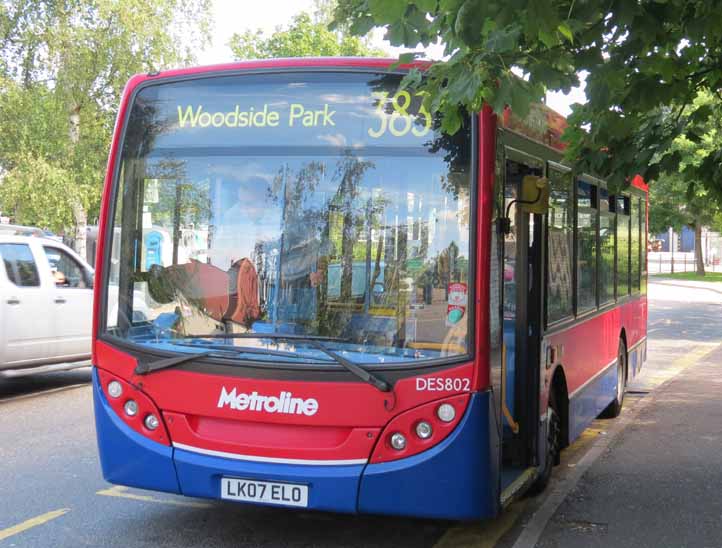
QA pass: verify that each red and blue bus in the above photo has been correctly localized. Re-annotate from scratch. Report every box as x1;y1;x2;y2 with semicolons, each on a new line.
92;58;648;520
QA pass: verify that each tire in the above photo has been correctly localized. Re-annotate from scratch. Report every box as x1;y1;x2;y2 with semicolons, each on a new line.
530;390;561;494
600;339;627;419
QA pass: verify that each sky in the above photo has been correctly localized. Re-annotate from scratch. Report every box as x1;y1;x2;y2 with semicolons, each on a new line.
198;0;586;116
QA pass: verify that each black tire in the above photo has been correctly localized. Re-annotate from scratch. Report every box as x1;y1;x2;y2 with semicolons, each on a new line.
600;339;627;419
530;390;561;494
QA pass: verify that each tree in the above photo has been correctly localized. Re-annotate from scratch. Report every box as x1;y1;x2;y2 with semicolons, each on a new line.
0;0;211;255
649;93;722;275
332;0;722;201
229;5;384;60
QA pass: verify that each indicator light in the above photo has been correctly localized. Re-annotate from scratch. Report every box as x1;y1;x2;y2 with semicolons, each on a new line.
124;399;139;417
107;381;122;398
144;414;160;430
390;432;407;450
415;421;433;439
437;403;456;422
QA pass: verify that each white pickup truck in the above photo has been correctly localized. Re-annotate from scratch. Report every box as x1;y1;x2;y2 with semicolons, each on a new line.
0;235;94;377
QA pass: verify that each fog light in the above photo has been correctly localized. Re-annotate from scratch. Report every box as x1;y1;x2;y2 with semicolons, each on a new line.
437;403;456;422
144;414;160;430
107;381;122;398
124;399;138;417
390;432;407;450
415;421;433;439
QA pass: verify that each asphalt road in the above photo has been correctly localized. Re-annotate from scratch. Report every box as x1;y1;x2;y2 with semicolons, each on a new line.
1;279;719;547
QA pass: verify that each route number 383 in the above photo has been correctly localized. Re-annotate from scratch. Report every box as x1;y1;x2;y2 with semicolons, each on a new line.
368;90;432;139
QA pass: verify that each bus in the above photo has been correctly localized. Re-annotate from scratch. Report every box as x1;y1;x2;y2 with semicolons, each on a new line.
92;58;648;520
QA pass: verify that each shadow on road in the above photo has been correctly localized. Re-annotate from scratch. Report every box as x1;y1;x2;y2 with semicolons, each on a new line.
0;368;92;401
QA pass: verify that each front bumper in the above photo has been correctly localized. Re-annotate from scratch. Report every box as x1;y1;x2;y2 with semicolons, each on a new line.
93;369;498;520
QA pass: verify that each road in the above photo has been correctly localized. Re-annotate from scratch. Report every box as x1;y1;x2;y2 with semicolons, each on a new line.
1;279;720;547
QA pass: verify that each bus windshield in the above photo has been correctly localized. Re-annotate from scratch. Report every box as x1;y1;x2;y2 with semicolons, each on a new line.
103;71;472;365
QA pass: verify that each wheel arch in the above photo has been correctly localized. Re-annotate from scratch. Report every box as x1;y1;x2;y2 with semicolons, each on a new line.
619;328;629;382
549;365;570;449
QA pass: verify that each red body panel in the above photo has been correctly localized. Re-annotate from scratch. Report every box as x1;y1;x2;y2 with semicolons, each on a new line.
546;298;647;397
95;340;474;461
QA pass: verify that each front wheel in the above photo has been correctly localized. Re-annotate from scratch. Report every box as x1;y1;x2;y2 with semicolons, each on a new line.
600;340;627;419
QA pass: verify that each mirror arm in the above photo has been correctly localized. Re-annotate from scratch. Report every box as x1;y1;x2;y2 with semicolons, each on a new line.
500;187;543;235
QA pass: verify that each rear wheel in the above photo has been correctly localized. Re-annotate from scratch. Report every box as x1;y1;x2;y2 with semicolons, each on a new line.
600;340;627;419
530;390;561;494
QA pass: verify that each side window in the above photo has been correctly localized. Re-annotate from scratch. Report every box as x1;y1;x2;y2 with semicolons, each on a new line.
631;197;641;292
0;243;41;287
576;181;597;313
641;198;648;294
546;166;573;323
616;196;630;297
598;188;615;305
43;247;90;289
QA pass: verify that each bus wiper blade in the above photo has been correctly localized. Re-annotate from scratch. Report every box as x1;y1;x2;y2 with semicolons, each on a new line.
185;333;392;392
135;351;213;375
307;339;392;393
187;333;346;342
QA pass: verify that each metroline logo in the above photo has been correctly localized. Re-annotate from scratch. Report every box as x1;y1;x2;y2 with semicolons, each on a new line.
216;387;319;416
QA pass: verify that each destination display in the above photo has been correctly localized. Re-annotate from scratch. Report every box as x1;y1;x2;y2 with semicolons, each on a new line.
126;72;440;151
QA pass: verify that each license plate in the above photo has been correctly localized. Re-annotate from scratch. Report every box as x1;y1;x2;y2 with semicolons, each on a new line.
220;477;308;508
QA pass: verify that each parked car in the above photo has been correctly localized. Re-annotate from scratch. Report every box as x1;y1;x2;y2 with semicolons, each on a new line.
0;235;94;375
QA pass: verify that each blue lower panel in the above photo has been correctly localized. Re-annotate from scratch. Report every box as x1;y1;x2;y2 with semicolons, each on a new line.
174;450;363;513
358;392;496;520
569;363;617;441
92;368;181;493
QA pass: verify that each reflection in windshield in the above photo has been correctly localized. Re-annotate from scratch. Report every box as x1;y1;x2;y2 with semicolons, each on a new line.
105;72;472;365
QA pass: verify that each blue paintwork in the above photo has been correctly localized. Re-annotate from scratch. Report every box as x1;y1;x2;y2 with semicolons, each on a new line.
358;391;498;520
92;368;181;494
174;449;364;513
95;366;499;519
568;362;618;441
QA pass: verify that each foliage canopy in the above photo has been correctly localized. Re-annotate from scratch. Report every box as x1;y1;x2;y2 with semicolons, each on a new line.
333;0;722;199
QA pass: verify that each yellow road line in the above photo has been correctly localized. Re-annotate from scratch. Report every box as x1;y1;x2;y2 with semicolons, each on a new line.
0;508;70;542
433;500;529;548
96;485;212;509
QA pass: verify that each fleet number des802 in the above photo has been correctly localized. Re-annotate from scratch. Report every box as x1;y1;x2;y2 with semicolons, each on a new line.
367;91;432;139
416;377;471;392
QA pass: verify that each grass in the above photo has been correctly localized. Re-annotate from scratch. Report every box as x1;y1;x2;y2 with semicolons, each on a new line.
651;271;722;283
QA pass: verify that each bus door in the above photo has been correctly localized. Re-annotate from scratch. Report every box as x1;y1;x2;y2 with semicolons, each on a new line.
499;147;545;488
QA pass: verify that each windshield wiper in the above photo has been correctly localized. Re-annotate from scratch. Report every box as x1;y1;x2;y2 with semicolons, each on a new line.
188;333;392;393
135;351;213;375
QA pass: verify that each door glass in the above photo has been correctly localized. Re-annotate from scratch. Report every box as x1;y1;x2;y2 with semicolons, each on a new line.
0;243;40;287
43;247;90;288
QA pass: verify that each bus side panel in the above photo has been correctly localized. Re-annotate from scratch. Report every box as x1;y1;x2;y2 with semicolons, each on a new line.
546;297;646;443
357;390;498;520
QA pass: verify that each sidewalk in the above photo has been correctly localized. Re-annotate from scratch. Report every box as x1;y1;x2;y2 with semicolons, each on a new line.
537;343;722;547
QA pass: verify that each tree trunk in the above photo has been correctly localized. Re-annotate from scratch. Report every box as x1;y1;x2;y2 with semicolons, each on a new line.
69;105;87;260
72;199;87;261
695;222;705;276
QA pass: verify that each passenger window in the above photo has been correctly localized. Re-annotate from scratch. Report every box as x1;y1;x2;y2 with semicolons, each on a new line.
0;243;41;287
547;166;573;323
631;197;641;292
43;247;90;289
598;188;615;305
616;196;630;296
576;181;597;313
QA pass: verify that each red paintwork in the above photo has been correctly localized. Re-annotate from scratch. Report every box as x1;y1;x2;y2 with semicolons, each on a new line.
370;393;470;463
95;339;474;461
473;105;497;392
544;298;647;398
96;368;170;445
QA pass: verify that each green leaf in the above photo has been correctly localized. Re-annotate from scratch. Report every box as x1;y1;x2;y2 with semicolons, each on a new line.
369;0;408;22
557;22;574;43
